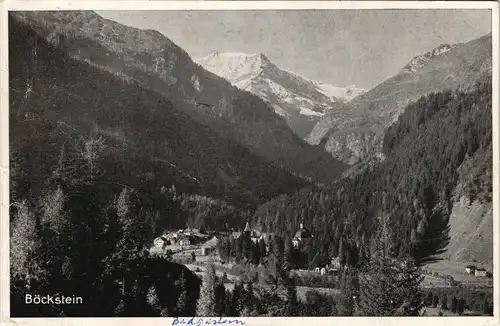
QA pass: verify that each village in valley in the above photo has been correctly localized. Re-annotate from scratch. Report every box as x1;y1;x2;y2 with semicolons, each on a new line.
148;218;492;304
148;221;347;299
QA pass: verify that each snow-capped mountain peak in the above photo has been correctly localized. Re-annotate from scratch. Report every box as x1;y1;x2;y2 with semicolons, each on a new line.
196;52;272;90
196;51;365;138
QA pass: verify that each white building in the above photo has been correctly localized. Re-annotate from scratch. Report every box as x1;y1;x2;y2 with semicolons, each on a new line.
475;269;488;277
179;238;191;246
329;257;341;271
153;236;167;249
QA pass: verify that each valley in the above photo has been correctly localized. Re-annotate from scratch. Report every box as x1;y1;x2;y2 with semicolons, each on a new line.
7;9;494;318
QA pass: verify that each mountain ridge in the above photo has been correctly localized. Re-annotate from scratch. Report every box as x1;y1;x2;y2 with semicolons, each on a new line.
306;34;492;165
400;43;460;74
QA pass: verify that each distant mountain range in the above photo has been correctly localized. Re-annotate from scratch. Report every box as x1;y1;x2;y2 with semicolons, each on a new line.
306;34;492;165
196;52;364;138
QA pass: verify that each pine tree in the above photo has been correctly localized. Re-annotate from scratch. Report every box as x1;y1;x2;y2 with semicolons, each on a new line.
337;270;359;316
175;271;188;316
39;186;67;234
223;291;232;316
103;187;148;298
267;251;279;277
36;186;70;287
258;238;267;260
146;285;161;315
440;295;448;310
392;257;424;316
79;135;106;185
285;278;298;316
273;236;284;266
357;217;398;316
234;237;242;262
432;294;439;308
338;238;345;266
357;216;423;316
424;292;433;306
282;238;294;270
215;280;226;316
450;297;458;313
114;299;126;316
52;136;105;189
244;282;255;312
230;282;243;316
9;151;23;203
196;263;217;316
357;266;396;315
456;298;465;316
160;307;170;317
310;252;322;269
265;265;292;316
10;200;48;288
252;242;261;265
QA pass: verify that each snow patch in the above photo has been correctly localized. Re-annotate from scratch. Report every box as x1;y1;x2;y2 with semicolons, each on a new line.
299;106;324;117
272;104;289;117
315;83;365;102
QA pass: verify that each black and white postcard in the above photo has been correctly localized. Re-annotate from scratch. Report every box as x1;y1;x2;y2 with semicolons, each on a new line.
0;1;498;325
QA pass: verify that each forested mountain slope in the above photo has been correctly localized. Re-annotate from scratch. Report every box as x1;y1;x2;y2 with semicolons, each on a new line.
252;77;492;267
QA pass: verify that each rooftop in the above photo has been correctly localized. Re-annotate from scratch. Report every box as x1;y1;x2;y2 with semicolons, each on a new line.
244;221;251;233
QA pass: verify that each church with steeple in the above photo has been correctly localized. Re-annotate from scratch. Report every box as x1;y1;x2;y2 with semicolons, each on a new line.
292;220;313;248
244;221;252;236
231;221;266;243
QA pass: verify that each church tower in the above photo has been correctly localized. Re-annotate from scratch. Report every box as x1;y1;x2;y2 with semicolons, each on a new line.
244;221;251;236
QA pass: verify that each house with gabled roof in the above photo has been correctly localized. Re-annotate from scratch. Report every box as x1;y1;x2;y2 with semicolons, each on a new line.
201;236;220;256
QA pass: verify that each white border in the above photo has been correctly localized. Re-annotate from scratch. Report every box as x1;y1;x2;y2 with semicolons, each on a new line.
0;2;498;326
1;1;499;10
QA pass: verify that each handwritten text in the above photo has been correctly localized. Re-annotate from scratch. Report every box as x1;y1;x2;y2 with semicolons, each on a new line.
172;317;245;326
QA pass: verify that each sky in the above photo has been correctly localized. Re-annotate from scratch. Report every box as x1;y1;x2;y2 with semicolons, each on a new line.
97;10;492;89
